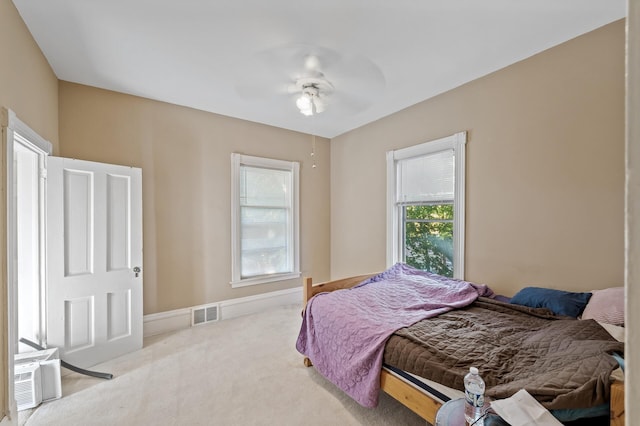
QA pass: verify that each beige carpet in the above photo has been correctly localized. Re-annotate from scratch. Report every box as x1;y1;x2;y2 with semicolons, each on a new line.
21;304;427;425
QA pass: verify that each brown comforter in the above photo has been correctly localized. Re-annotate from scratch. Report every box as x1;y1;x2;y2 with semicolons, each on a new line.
384;297;624;410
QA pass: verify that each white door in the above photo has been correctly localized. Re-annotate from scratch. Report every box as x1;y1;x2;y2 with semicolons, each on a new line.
46;157;143;368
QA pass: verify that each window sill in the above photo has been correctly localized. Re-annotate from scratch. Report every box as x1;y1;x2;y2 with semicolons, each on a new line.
230;271;301;288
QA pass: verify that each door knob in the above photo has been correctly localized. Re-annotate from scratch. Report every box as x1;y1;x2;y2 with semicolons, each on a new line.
133;266;141;277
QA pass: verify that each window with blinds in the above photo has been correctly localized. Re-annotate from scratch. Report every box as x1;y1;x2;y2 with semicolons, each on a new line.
387;132;466;279
231;154;300;287
396;149;454;204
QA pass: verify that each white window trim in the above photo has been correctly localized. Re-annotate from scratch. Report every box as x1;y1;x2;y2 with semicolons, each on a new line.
230;153;300;288
386;131;466;279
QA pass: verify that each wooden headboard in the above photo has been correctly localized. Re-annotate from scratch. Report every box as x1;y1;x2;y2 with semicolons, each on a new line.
302;274;376;306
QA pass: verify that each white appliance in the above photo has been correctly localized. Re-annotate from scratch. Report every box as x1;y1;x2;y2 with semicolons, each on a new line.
14;362;42;411
14;348;62;411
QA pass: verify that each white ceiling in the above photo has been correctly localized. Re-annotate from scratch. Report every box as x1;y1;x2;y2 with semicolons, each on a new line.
14;0;626;138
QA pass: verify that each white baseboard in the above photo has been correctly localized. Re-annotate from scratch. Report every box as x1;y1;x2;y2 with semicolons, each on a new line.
143;287;302;337
1;412;16;426
143;308;192;337
219;287;301;320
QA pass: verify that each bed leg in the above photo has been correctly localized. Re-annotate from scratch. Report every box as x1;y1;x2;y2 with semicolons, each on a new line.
303;357;313;367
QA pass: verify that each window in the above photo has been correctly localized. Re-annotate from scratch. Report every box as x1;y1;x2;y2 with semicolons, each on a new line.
231;153;300;287
386;132;466;278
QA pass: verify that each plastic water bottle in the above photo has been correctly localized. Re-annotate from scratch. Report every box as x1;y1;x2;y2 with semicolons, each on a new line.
464;367;485;426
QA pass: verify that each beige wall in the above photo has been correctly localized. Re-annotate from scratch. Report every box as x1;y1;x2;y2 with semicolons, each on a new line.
58;82;331;315
626;0;639;417
0;0;59;419
331;20;625;297
0;1;59;146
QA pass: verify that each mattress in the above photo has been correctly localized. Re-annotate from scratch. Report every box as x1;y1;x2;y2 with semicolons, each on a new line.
383;297;624;411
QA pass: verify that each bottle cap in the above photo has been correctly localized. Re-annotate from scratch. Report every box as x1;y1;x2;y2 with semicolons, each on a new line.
470;367;479;374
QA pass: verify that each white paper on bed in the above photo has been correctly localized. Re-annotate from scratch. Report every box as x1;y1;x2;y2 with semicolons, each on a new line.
490;389;563;426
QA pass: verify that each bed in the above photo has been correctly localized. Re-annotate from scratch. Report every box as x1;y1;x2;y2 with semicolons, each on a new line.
296;264;625;425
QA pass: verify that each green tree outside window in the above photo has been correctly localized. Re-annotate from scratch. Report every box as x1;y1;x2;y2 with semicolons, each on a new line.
404;204;454;277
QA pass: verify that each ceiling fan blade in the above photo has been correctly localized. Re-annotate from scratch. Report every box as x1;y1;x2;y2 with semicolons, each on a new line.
234;42;385;117
304;54;321;72
329;91;376;115
233;60;292;100
235;80;289;100
321;54;385;92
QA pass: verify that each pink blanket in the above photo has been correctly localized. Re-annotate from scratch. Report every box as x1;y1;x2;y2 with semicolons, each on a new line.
295;263;493;407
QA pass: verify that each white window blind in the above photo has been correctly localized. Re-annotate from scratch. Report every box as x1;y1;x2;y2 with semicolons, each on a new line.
231;153;300;287
239;166;291;277
396;149;454;204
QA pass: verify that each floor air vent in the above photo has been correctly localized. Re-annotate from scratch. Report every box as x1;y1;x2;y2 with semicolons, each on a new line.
192;304;219;326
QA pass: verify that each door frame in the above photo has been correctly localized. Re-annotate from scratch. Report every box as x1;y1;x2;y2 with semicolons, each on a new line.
3;108;52;420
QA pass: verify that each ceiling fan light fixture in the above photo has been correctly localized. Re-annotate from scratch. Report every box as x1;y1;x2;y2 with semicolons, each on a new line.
296;85;321;116
313;96;325;114
296;92;314;116
294;78;332;117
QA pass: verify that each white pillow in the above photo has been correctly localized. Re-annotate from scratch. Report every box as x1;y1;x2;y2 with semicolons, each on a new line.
581;287;624;326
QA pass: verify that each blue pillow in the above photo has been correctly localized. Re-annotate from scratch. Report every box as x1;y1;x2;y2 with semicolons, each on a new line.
510;287;592;317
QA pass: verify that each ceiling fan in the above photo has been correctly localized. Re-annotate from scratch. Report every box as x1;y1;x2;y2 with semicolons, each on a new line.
234;44;385;118
292;55;334;116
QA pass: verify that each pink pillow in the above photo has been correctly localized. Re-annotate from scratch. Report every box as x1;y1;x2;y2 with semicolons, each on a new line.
581;287;625;326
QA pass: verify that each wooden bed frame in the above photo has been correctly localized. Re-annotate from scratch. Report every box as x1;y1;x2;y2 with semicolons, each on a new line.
301;275;625;426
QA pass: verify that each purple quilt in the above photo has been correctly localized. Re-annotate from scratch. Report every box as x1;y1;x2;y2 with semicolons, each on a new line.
295;263;494;407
